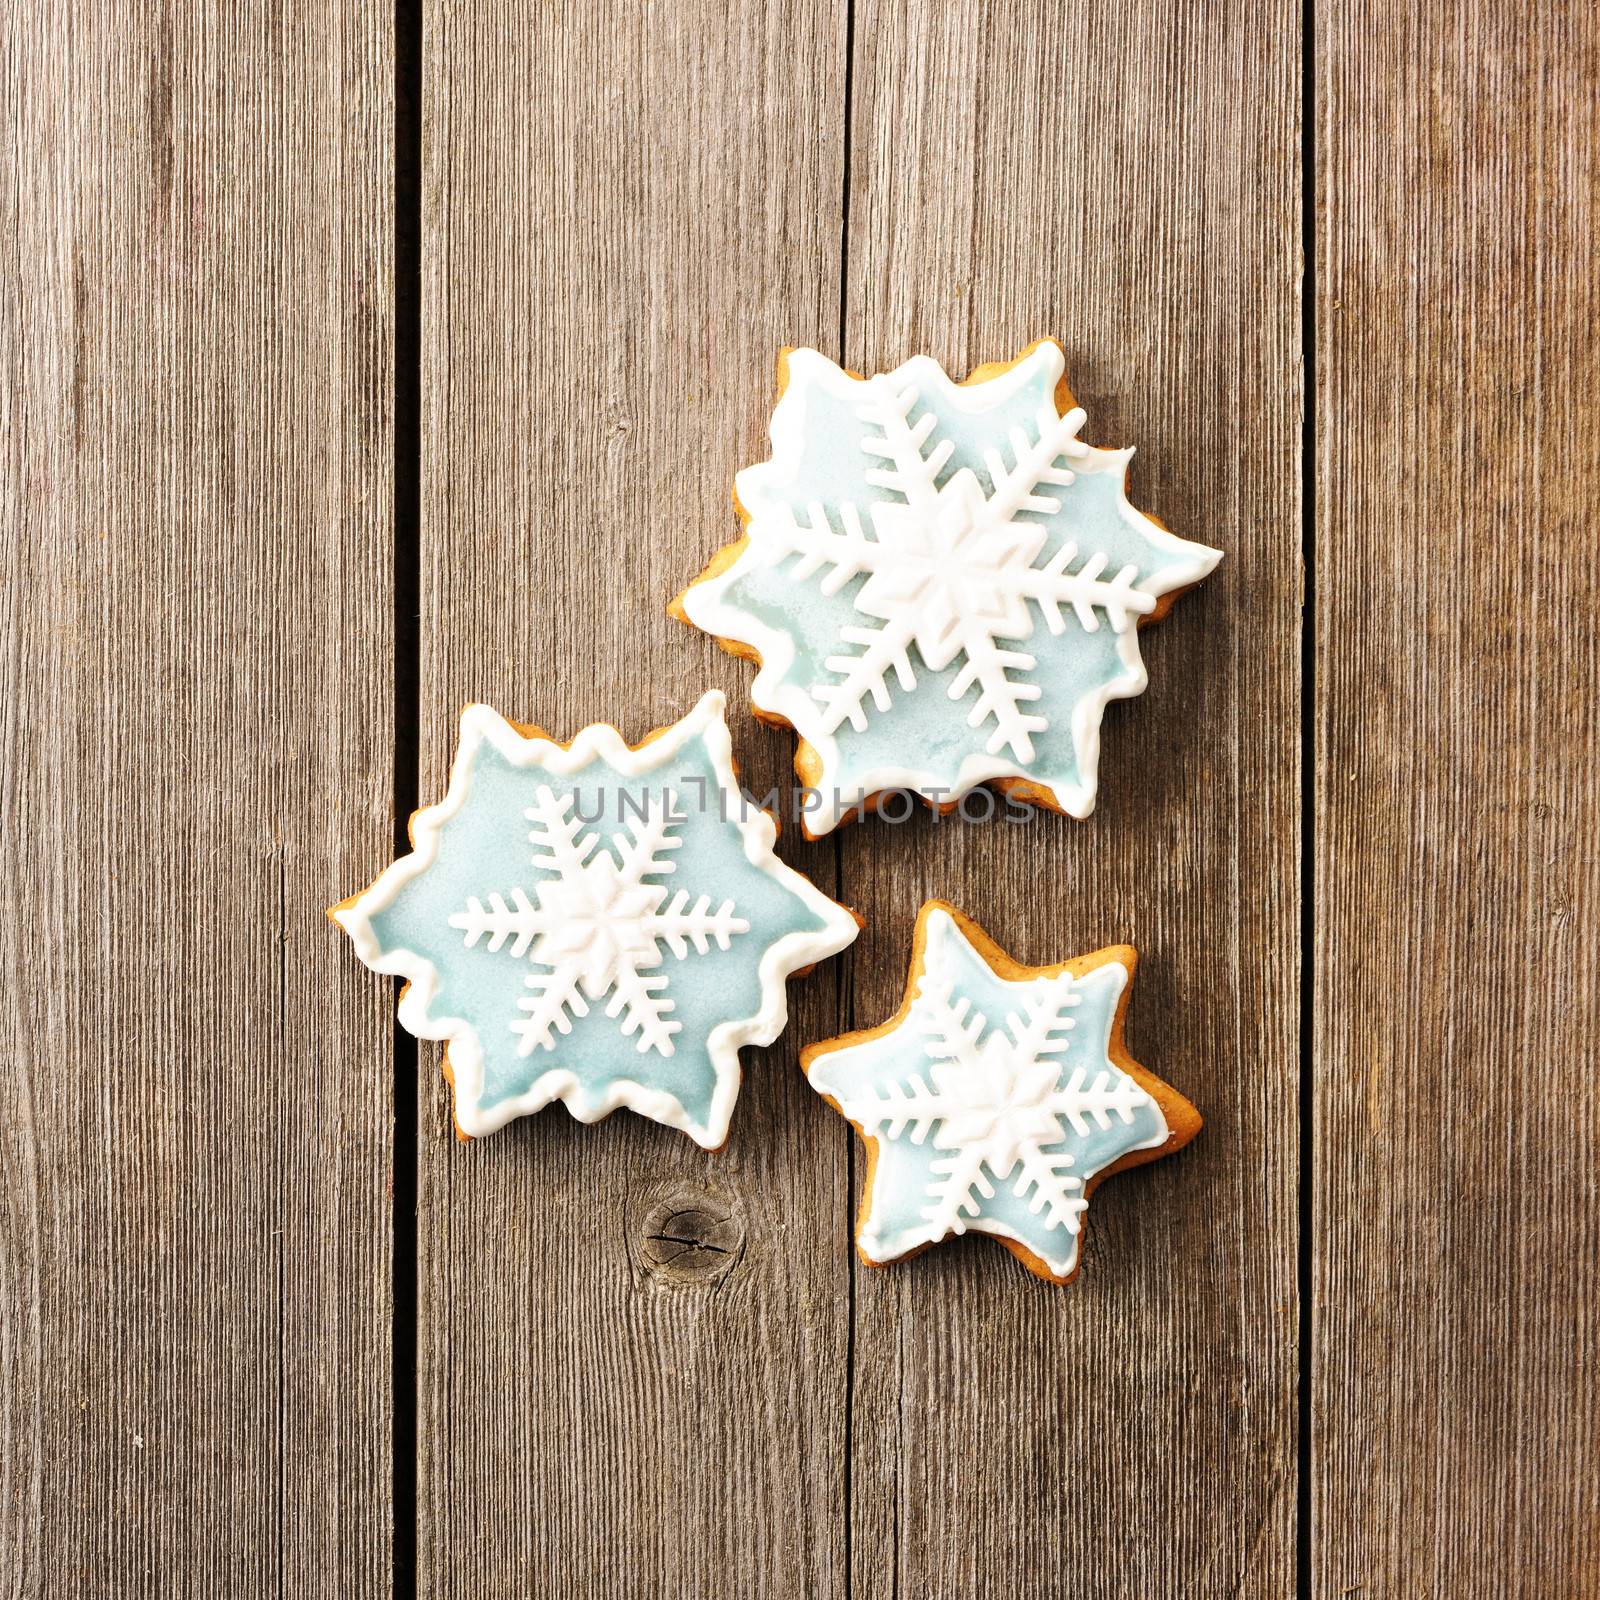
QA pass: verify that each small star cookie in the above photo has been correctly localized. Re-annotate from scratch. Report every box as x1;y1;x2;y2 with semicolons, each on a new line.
331;691;860;1146
672;341;1221;835
803;901;1200;1283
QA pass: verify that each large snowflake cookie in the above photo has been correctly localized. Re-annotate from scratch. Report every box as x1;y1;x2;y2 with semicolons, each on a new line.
672;341;1222;835
331;692;859;1147
804;902;1200;1283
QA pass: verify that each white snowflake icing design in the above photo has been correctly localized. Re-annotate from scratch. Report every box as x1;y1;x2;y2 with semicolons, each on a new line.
846;968;1151;1239
678;343;1222;833
331;692;859;1147
768;374;1152;761
807;908;1172;1279
448;787;749;1058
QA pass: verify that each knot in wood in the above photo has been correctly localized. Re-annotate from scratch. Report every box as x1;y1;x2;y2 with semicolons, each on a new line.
638;1187;744;1287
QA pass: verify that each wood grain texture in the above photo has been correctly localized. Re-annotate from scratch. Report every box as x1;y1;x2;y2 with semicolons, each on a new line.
10;0;1594;1586
420;0;1299;1594
1314;5;1600;1594
416;4;851;1593
0;2;394;1592
837;3;1301;1595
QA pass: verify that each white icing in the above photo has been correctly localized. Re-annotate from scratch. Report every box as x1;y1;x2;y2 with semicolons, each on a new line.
797;374;1153;760
447;788;749;1058
333;692;860;1146
680;344;1223;832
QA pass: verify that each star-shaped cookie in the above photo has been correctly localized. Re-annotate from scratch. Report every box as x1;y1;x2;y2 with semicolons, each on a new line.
803;901;1200;1283
672;342;1221;835
331;691;859;1146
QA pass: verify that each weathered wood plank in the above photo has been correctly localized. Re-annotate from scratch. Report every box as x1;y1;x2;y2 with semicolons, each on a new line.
1314;5;1600;1592
0;2;393;1592
416;4;849;1592
838;3;1302;1594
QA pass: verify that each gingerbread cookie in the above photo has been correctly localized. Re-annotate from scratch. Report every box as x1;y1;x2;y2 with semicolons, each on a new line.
803;901;1199;1283
331;691;859;1146
672;341;1221;835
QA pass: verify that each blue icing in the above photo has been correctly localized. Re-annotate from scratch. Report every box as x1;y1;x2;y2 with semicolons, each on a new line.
810;919;1166;1272
725;351;1203;808
368;733;833;1131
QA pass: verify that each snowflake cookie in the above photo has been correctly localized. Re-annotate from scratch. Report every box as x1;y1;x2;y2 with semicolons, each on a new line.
330;692;860;1147
672;341;1222;836
803;902;1200;1283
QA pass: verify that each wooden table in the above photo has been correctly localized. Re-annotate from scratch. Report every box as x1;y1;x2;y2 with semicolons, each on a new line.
5;2;1596;1594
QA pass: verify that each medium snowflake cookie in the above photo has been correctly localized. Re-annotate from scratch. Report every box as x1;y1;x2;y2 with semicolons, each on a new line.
331;692;859;1147
672;340;1222;835
803;902;1200;1283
